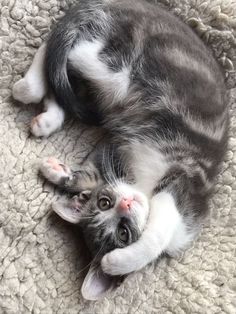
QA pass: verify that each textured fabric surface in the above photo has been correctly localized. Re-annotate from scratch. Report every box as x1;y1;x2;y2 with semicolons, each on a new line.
0;0;236;313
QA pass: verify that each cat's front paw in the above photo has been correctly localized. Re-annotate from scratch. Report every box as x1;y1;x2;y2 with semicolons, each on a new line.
12;78;44;104
101;249;132;276
40;157;71;185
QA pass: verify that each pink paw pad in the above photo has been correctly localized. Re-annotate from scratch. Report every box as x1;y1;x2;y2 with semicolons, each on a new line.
47;157;71;175
47;157;65;172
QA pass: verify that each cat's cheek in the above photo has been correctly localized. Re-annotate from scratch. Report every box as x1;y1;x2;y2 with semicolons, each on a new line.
101;249;130;276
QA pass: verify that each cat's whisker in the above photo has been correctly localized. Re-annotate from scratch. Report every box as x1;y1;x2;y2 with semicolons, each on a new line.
76;261;93;277
102;145;118;186
109;147;119;185
75;238;107;277
102;147;111;184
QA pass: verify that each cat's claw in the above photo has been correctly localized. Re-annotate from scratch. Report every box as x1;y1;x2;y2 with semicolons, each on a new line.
40;157;72;185
12;78;44;104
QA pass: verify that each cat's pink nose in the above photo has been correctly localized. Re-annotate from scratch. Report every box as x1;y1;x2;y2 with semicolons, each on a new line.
118;197;133;213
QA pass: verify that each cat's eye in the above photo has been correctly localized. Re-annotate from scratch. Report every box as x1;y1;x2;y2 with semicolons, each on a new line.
98;197;111;210
117;226;129;243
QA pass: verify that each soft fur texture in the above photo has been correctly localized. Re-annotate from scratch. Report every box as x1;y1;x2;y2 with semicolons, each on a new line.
12;0;230;292
1;0;236;312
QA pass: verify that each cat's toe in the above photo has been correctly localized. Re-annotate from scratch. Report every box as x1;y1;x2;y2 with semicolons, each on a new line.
40;157;71;184
30;113;61;137
12;78;43;104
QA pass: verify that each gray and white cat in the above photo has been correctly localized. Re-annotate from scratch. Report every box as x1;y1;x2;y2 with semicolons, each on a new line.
12;0;229;300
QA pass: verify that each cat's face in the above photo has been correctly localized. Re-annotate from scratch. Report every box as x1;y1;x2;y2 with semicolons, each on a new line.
79;182;149;257
52;182;149;257
52;182;149;300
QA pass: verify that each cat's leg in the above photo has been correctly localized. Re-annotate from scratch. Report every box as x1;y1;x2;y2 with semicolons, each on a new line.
30;95;65;137
101;191;189;275
12;43;47;104
39;157;101;192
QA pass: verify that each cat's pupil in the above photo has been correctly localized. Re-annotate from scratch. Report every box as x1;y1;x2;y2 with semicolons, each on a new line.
101;199;109;207
118;226;129;243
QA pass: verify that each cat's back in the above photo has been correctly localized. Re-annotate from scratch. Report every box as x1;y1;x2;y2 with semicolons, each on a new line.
65;0;226;116
57;0;228;140
100;0;228;179
106;0;226;114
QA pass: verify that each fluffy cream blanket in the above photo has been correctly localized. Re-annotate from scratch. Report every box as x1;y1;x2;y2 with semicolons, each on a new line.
0;0;236;312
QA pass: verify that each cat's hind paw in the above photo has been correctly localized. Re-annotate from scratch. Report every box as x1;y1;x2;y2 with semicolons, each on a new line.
30;112;61;137
12;78;44;104
39;157;72;185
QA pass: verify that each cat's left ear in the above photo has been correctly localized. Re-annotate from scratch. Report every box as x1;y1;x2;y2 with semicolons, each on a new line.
81;263;119;300
52;191;91;224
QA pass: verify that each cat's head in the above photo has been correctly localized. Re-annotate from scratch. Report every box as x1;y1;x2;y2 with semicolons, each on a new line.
52;182;149;300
